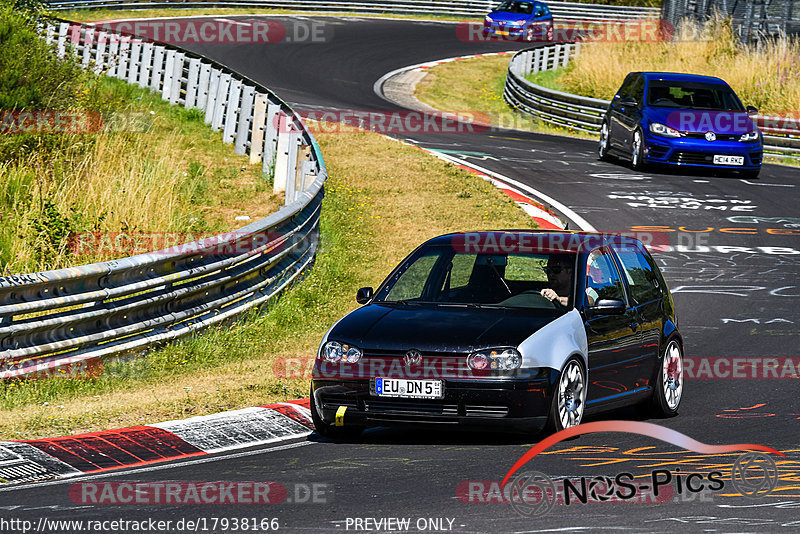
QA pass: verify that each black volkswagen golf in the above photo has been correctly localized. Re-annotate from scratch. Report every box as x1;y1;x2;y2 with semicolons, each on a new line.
311;230;683;437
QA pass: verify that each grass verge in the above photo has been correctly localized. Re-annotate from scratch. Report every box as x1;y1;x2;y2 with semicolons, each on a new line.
414;55;595;140
0;130;536;439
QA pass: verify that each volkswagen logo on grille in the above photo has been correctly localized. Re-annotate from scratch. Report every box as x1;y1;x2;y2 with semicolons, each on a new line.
705;131;717;141
404;350;423;367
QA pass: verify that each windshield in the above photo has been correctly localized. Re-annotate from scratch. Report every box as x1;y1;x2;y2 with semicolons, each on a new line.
647;81;745;110
496;1;535;14
374;245;576;310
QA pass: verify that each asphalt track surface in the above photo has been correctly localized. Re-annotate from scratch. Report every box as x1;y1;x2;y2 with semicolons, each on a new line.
2;16;799;533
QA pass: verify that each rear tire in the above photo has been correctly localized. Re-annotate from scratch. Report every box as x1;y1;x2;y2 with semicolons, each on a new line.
598;121;612;161
310;388;363;439
648;339;683;418
545;357;586;433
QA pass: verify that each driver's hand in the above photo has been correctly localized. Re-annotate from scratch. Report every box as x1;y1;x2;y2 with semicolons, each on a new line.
541;288;558;301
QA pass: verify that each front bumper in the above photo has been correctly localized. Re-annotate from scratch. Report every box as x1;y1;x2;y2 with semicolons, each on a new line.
642;134;762;170
312;371;553;433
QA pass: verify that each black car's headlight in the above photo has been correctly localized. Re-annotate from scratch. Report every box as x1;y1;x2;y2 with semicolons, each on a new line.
321;341;363;363
466;348;522;370
739;130;759;142
649;122;682;138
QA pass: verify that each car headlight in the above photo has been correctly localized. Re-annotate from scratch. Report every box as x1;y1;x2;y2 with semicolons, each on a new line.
739;130;759;142
649;122;682;138
484;15;493;23
322;341;363;363
466;348;522;370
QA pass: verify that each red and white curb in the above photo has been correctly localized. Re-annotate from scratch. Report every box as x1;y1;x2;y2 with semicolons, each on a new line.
0;399;312;486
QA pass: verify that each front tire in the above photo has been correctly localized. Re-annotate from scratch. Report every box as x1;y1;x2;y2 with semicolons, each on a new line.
649;339;683;417
546;357;586;432
631;128;647;171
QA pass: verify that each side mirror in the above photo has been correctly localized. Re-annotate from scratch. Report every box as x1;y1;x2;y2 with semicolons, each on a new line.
356;287;374;304
619;97;637;108
589;298;626;315
746;105;758;116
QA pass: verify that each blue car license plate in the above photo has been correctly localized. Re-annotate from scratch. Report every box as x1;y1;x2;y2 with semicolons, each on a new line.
373;378;444;399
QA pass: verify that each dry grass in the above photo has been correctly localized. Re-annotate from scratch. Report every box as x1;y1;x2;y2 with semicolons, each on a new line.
560;18;800;114
0;129;535;439
414;55;595;139
0;77;280;273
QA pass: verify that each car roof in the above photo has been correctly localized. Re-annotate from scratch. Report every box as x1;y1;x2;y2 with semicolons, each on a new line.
424;230;643;252
634;72;729;85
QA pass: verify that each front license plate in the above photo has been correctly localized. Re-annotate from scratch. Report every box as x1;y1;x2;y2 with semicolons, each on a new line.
713;155;744;165
497;30;509;35
373;378;444;399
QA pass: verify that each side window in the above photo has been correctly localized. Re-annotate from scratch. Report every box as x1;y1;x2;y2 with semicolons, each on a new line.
615;75;636;100
611;245;662;304
384;254;438;301
631;76;645;104
585;248;625;305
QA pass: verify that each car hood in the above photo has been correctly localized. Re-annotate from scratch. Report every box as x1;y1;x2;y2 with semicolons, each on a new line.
327;303;560;352
487;11;531;23
644;107;756;134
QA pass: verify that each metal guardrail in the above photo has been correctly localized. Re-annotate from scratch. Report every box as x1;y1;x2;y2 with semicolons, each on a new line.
45;0;661;21
504;43;800;155
661;0;800;42
0;19;327;378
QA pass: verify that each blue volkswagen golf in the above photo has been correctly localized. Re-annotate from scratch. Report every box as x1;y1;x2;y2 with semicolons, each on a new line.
483;0;554;42
598;72;763;177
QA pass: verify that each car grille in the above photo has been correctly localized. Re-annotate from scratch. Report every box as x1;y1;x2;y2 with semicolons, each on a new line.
464;405;509;418
669;151;727;165
683;132;740;141
361;350;471;374
365;399;458;416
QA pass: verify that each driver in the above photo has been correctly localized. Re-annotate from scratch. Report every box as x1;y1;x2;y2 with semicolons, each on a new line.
540;254;573;307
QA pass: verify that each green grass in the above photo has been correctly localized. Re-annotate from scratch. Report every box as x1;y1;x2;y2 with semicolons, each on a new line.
0;129;537;439
414;55;595;140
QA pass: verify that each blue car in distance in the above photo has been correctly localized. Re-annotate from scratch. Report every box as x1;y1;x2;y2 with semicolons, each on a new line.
483;0;554;42
598;72;763;178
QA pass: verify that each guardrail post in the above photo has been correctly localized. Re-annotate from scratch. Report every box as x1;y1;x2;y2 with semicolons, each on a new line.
250;93;268;165
205;69;221;125
162;49;176;101
57;22;69;58
263;102;281;177
197;63;211;111
284;132;299;205
150;45;165;92
94;33;107;74
223;79;242;143
274;113;291;195
108;37;120;77
522;50;533;75
235;85;255;155
81;27;94;68
139;42;153;89
212;73;231;131
128;40;141;85
118;38;130;81
185;58;201;109
561;44;571;67
533;48;542;73
170;52;185;105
